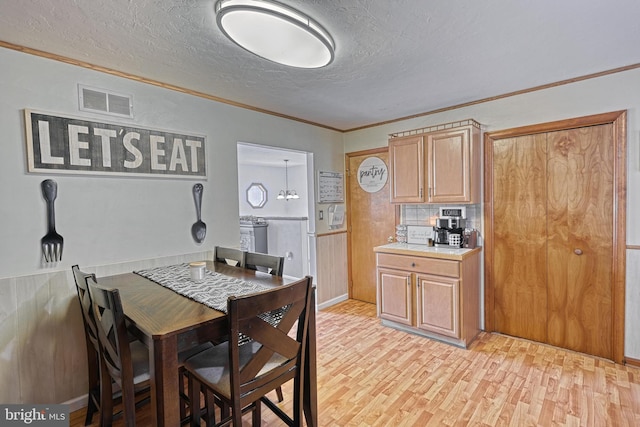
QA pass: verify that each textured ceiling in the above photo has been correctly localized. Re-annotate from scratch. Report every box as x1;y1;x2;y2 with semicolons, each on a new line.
1;0;640;131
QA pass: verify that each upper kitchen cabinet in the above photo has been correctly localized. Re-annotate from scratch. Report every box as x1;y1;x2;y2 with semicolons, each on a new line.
389;135;425;203
427;123;481;203
389;119;481;204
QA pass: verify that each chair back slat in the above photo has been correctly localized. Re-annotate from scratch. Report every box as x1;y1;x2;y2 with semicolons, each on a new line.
214;246;246;267
242;316;299;358
245;252;284;276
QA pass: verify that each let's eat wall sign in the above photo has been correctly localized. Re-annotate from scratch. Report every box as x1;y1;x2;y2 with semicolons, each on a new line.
24;109;207;178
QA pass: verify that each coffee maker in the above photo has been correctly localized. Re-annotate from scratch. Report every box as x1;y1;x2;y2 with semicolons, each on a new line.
434;207;466;248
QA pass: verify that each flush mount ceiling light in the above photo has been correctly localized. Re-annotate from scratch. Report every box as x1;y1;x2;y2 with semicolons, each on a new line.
214;0;335;68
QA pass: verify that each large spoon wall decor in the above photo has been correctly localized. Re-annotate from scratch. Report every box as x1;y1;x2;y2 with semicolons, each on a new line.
191;183;206;243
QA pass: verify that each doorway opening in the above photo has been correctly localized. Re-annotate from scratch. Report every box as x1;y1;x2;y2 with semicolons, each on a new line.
346;148;398;304
237;142;315;279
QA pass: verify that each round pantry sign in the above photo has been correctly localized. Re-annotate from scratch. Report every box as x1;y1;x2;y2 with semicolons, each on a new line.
357;156;388;193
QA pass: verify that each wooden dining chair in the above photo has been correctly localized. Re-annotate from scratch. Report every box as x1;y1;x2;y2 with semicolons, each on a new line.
72;265;104;426
214;246;246;267
73;265;155;426
244;251;286;402
184;275;313;426
245;252;284;276
87;276;152;427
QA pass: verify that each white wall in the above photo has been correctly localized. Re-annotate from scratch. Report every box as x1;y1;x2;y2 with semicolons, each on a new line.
344;67;640;360
238;163;308;217
0;47;344;279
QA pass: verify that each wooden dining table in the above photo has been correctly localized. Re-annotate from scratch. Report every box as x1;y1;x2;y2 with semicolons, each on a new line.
98;261;318;427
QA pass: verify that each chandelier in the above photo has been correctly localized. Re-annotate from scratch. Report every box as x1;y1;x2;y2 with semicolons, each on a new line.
277;159;299;200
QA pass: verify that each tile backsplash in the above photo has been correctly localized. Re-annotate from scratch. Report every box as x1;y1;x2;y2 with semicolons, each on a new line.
401;203;482;235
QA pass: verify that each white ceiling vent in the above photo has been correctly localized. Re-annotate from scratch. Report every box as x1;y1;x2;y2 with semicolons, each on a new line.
78;85;133;118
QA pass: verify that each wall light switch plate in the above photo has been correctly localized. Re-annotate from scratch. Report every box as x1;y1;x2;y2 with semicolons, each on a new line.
319;210;323;220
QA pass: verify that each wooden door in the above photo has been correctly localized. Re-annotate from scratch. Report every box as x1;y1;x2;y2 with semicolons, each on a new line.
492;133;548;343
546;126;614;358
347;149;397;303
485;111;627;362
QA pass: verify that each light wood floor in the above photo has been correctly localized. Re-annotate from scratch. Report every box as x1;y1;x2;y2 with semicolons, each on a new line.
71;299;640;426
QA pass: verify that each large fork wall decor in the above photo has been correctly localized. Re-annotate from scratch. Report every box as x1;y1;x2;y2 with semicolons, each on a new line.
41;179;63;262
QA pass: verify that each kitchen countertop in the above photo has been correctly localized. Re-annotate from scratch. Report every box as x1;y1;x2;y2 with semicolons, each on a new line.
374;242;482;261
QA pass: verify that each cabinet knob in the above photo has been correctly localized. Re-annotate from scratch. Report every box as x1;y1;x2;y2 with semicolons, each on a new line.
574;248;583;255
411;262;416;267
387;236;394;243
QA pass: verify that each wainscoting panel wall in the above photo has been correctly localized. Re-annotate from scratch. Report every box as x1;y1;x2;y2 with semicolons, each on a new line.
316;231;348;308
626;248;640;361
0;251;211;406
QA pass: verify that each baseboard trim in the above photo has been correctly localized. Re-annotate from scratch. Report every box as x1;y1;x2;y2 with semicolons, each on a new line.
625;356;640;367
63;394;87;413
317;294;348;310
381;319;467;348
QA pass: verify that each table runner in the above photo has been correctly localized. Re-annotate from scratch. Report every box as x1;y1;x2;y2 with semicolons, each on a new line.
134;263;275;314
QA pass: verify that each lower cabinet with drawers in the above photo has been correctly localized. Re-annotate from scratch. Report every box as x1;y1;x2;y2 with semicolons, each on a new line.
374;245;482;348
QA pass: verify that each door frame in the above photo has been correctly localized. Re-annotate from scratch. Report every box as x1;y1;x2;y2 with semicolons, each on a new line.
483;110;627;363
345;147;400;300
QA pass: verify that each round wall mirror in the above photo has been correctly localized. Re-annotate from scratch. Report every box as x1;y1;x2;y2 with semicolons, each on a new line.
246;183;268;208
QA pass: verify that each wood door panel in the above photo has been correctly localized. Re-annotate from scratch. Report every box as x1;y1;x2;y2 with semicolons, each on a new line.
389;136;424;202
416;274;460;338
428;128;470;202
348;151;396;303
492;134;548;342
377;268;412;325
547;125;614;358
